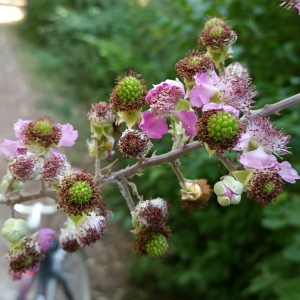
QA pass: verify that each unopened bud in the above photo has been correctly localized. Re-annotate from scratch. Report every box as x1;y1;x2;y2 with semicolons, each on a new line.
1;218;27;243
214;176;243;206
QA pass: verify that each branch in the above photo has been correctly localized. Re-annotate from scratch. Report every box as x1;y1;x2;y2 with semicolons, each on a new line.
214;152;239;173
248;93;300;118
0;190;57;206
100;141;203;184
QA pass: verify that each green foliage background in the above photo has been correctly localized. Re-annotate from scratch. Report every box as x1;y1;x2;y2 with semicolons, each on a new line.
19;0;300;299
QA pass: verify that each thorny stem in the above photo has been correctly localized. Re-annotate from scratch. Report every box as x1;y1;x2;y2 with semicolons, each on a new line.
101;141;204;184
248;93;300;119
170;160;186;185
117;179;135;212
214;152;239;173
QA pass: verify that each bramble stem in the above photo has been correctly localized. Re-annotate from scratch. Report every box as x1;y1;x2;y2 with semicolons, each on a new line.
101;141;204;184
248;93;300;118
0;190;56;205
214;152;239;173
117;179;135;212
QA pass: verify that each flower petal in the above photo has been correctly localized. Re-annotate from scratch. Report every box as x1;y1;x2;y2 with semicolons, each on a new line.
239;146;277;169
14;119;30;140
174;110;197;138
189;71;219;107
0;139;22;156
276;161;300;184
233;132;251;151
35;228;55;251
59;124;78;147
140;111;168;139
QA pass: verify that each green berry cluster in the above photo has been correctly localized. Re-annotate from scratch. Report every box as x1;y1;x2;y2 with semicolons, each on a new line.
145;234;168;257
207;111;239;141
203;18;226;30
116;76;143;103
263;182;275;194
69;181;93;204
210;26;224;37
33;121;52;134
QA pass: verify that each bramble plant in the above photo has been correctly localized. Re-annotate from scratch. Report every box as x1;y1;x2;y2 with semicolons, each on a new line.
1;3;300;281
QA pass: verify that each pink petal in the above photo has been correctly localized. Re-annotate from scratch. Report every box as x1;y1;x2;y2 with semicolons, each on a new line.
0;139;22;156
14;119;30;140
11;271;22;281
174;110;197;138
276;161;300;184
140;111;168;139
202;103;240;118
239;146;277;169
146;80;185;104
35;228;55;251
189;71;220;108
59;124;78;147
296;4;300;14
233;132;251;151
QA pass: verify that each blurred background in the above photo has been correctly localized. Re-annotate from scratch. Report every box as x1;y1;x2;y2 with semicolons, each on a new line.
0;0;300;299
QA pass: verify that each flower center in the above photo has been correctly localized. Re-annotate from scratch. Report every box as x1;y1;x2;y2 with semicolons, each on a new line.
116;76;143;103
33;121;52;134
209;26;224;37
263;182;275;194
69;181;93;204
207;111;239;141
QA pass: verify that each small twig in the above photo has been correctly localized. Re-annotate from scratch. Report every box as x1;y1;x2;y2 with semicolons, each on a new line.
117;179;136;212
94;138;102;181
10;205;15;218
170;160;186;185
214;152;239;173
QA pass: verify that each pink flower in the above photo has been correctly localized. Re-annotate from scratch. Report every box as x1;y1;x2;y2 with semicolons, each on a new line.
239;146;300;183
234;115;290;155
189;70;256;113
140;79;197;139
8;228;55;281
279;1;300;14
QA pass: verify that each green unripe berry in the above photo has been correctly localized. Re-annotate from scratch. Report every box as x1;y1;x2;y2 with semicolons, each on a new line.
116;76;143;103
263;182;275;194
188;58;202;66
23;257;33;267
145;234;168;257
207;111;239;141
69;181;93;204
203;18;226;30
33;121;52;134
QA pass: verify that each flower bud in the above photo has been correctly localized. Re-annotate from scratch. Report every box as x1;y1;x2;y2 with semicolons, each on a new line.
180;179;212;210
214;176;243;206
1;218;27;243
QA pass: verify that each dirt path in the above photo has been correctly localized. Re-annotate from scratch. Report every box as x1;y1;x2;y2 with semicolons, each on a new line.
0;24;134;300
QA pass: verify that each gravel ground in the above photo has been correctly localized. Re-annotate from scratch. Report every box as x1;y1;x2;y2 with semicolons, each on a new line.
0;24;135;300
